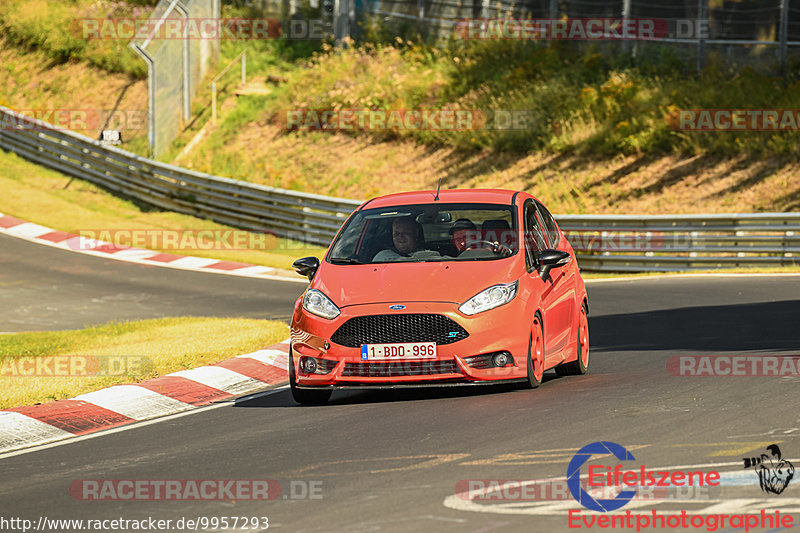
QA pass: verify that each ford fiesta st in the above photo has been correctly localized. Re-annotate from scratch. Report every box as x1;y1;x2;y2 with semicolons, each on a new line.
289;189;589;404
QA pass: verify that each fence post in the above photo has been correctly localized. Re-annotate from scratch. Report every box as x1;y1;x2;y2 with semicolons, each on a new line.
333;0;341;45
242;50;247;86
213;0;220;63
130;43;155;158
173;1;191;123
622;0;631;53
548;0;557;47
697;0;707;73
333;0;351;46
780;0;789;76
417;0;425;39
211;82;217;125
210;50;247;126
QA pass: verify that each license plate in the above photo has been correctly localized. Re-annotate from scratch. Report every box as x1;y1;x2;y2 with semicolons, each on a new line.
360;342;437;360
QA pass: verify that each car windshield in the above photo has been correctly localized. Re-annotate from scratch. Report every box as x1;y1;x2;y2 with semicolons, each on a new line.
327;203;518;264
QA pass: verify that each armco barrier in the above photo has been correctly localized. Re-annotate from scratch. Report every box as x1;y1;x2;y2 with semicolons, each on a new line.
0;106;360;247
558;214;800;272
1;105;798;272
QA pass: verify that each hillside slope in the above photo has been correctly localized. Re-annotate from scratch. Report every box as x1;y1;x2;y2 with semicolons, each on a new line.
1;0;798;214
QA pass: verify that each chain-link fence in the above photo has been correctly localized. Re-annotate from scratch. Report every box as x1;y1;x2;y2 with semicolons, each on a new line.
229;0;800;72
131;0;220;159
349;0;800;73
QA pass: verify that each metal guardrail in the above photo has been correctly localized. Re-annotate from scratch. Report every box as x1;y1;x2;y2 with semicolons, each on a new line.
0;106;360;247
558;214;800;272
1;105;798;271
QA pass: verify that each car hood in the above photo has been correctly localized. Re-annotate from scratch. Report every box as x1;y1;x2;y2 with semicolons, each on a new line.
313;258;521;308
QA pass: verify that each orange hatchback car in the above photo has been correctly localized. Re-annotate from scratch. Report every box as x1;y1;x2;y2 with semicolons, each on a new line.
289;189;589;404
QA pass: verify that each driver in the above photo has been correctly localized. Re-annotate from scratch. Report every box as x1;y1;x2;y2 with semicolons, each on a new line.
449;218;477;253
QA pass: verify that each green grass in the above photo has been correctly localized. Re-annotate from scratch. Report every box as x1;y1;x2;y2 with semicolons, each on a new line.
0;149;328;271
167;31;800;202
0;317;288;408
262;38;800;157
0;0;150;78
2;0;799;220
4;0;800;160
159;32;322;167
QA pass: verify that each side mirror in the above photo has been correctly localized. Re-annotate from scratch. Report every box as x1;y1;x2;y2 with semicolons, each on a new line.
293;256;320;281
538;249;570;280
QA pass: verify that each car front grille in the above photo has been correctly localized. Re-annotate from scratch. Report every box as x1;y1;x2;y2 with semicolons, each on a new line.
341;360;460;377
330;314;469;348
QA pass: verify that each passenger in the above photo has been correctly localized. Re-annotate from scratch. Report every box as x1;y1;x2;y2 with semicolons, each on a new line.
391;216;422;255
373;217;426;261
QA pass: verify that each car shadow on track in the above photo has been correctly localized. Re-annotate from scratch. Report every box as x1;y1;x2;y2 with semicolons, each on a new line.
589;299;800;353
236;374;562;408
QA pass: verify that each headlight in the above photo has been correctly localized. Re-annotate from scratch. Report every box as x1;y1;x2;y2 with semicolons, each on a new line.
303;289;340;319
459;280;518;315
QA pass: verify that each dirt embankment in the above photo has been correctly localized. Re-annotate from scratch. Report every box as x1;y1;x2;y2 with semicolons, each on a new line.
187;120;800;214
2;37;798;214
0;38;147;140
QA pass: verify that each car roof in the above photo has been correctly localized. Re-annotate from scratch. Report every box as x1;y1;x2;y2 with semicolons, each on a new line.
363;189;522;209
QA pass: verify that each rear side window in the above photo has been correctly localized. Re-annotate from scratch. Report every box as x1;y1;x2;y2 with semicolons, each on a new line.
535;201;560;247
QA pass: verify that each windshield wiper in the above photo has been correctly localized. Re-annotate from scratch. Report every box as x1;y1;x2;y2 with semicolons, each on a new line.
329;257;364;264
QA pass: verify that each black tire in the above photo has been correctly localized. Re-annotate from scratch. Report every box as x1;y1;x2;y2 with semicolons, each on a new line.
522;319;544;389
555;303;589;376
289;349;332;404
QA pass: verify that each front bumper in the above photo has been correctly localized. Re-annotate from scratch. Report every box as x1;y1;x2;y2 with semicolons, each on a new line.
294;379;528;390
290;300;529;387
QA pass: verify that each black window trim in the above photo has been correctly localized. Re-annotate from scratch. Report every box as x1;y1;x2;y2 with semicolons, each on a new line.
325;202;520;265
523;199;545;273
534;200;561;249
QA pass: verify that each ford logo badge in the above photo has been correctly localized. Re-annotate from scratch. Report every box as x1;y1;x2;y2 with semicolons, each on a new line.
389;304;406;310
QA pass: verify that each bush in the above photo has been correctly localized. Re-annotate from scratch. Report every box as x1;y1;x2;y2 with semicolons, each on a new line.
268;32;800;157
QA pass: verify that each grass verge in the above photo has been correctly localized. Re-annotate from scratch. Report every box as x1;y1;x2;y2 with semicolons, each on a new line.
0;0;149;77
0;316;288;409
0;149;329;272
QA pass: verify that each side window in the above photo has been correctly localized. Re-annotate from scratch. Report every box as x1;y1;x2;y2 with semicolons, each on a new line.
535;201;560;248
523;201;546;270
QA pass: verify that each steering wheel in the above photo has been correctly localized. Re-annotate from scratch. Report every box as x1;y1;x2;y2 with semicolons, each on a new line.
466;240;512;255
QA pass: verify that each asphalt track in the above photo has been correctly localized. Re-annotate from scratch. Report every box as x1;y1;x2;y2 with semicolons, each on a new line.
0;233;304;331
2;234;800;532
